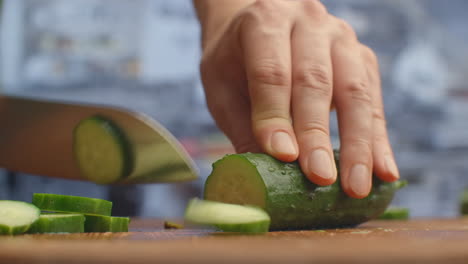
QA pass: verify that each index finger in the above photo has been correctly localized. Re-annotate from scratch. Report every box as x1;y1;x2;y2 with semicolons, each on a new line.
239;5;298;161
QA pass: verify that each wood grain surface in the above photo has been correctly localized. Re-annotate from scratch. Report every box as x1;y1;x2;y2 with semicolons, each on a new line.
1;218;468;263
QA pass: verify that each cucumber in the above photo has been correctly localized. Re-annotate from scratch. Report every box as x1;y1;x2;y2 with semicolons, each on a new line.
204;153;406;230
32;193;112;216
0;201;40;235
377;207;409;220
461;189;468;215
73;115;133;184
164;221;184;229
27;214;85;234
185;198;270;233
84;215;130;232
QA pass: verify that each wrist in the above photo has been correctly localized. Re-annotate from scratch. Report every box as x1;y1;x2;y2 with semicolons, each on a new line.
193;0;255;48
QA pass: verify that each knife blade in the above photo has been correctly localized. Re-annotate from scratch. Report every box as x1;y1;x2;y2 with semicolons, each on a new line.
0;95;198;184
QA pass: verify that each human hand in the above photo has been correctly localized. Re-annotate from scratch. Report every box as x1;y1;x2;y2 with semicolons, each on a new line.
196;0;399;198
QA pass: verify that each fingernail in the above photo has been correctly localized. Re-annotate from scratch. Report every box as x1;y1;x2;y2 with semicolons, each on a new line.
271;131;297;156
385;154;400;179
349;164;370;197
308;149;335;180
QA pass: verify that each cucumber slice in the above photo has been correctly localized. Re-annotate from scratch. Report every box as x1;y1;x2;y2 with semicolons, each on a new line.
164;221;184;229
84;215;130;232
32;193;112;216
0;201;40;235
378;207;410;220
184;198;270;233
73;115;133;184
27;214;85;234
204;152;407;230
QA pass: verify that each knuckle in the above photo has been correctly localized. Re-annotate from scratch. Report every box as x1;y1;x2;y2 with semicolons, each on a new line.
297;120;329;138
343;137;373;153
336;19;357;39
239;8;262;28
302;0;328;17
253;108;291;124
244;0;284;24
294;64;332;96
372;108;386;123
373;132;388;145
345;80;372;104
251;61;290;87
372;109;388;140
253;0;276;11
360;44;378;66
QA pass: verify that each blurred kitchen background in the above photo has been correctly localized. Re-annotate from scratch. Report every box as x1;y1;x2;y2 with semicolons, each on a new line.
1;0;468;218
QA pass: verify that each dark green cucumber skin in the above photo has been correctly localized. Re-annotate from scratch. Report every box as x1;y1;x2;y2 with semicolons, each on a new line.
73;115;134;181
84;215;129;232
462;204;468;215
32;193;112;216
461;190;468;215
27;215;85;234
205;153;406;230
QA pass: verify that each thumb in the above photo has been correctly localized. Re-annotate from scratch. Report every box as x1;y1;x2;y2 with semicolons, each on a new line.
209;95;261;154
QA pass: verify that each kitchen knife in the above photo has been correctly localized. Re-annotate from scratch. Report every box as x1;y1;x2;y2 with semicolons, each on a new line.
0;95;198;184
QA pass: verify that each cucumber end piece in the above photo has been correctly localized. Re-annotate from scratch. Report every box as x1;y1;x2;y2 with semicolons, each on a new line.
73;115;133;184
204;154;267;209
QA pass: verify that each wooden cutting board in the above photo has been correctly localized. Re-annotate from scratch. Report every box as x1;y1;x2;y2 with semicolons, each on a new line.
1;218;468;263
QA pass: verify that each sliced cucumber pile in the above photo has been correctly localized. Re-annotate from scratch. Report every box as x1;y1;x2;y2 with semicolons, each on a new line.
0;201;40;235
1;193;130;235
32;193;112;216
185;198;270;233
28;214;85;234
73;115;134;184
377;207;410;220
84;215;130;233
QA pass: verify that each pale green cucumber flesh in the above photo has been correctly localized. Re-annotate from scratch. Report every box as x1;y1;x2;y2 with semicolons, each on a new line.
32;193;112;216
73;115;133;184
204;155;267;208
27;214;85;234
204;153;407;230
84;215;130;232
378;207;410;220
0;201;40;235
184;198;270;233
